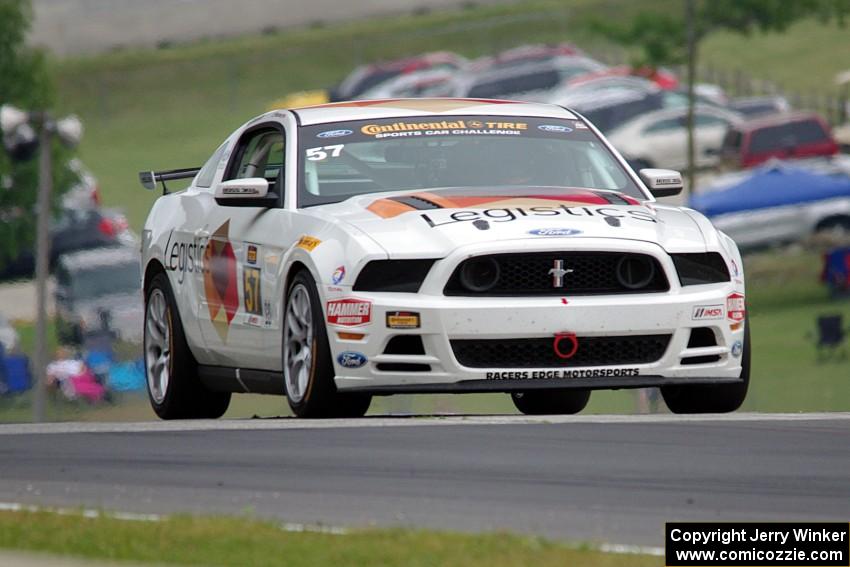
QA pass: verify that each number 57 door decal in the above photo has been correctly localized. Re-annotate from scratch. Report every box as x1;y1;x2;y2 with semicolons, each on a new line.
243;266;263;316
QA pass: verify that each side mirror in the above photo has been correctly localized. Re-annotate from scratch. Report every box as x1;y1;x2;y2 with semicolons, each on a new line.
214;178;278;207
639;168;683;197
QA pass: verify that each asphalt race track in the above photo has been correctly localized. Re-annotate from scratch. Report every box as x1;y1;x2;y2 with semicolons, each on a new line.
0;414;848;547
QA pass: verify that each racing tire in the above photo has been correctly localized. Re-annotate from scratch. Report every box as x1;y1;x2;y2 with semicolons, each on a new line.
661;318;750;414
282;269;371;418
510;389;591;415
329;393;373;418
144;273;231;420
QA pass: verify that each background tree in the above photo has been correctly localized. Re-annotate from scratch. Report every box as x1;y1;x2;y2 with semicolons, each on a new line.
589;0;849;194
0;0;76;271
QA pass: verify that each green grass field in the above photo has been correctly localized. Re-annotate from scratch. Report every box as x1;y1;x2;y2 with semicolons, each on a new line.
0;510;657;567
700;18;850;94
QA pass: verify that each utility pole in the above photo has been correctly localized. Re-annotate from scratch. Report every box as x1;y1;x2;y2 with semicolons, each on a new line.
32;114;52;423
1;105;81;423
685;0;697;198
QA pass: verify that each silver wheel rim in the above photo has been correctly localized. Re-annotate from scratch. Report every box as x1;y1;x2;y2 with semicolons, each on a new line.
145;288;171;405
283;283;314;403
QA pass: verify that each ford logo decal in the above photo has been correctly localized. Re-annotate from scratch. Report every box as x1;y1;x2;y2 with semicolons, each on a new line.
538;124;573;133
337;351;368;368
317;129;353;139
528;228;583;237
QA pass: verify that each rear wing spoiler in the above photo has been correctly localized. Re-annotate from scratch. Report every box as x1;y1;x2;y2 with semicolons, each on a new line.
139;167;200;195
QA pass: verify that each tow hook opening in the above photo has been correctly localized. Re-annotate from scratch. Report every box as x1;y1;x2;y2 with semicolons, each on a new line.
553;332;579;359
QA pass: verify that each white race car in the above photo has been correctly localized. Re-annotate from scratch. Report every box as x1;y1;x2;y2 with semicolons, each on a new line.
139;98;749;419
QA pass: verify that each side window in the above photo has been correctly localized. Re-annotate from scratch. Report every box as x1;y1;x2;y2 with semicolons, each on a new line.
195;141;228;189
790;119;829;144
695;113;728;127
643;117;682;134
749;124;788;154
226;127;285;193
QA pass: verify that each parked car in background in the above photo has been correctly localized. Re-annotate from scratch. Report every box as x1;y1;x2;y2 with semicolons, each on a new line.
470;43;584;71
329;51;466;101
62;159;101;211
728;96;791;119
690;163;850;250
720;112;839;170
0;314;20;353
547;75;659;109
567;66;679;90
453;57;606;101
0;207;135;282
694;84;729;106
55;246;143;345
835;122;850;153
606;104;742;171
355;69;456;99
565;89;668;133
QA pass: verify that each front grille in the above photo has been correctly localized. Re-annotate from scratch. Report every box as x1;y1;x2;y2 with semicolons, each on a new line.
451;334;671;368
444;252;669;296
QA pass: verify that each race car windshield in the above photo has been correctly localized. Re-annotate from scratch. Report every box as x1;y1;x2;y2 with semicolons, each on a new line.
298;115;643;207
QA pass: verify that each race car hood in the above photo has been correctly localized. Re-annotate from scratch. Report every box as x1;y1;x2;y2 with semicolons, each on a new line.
320;186;707;257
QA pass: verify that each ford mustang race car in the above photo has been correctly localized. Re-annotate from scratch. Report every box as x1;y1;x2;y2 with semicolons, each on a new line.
139;98;749;419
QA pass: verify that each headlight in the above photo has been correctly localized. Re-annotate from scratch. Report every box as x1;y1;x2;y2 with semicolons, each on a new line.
671;253;731;286
353;259;436;293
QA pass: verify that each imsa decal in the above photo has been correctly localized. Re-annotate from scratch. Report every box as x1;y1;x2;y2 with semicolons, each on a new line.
692;304;724;320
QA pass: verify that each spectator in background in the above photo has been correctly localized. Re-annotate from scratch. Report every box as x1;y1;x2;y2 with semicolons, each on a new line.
46;346;85;400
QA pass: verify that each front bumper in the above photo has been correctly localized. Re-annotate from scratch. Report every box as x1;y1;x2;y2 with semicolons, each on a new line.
325;238;745;393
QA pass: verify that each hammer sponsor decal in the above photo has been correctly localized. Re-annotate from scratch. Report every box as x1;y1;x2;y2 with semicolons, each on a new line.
326;298;372;327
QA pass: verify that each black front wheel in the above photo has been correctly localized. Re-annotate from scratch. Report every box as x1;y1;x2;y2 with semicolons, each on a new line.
511;389;591;415
282;270;371;418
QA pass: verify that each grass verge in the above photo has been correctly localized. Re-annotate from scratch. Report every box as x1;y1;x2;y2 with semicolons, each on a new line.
0;510;656;567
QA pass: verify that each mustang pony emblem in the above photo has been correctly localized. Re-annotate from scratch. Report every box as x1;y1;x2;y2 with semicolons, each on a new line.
548;259;574;288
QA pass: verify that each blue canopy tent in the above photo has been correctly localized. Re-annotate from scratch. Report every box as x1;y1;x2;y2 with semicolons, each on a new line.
689;164;850;218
